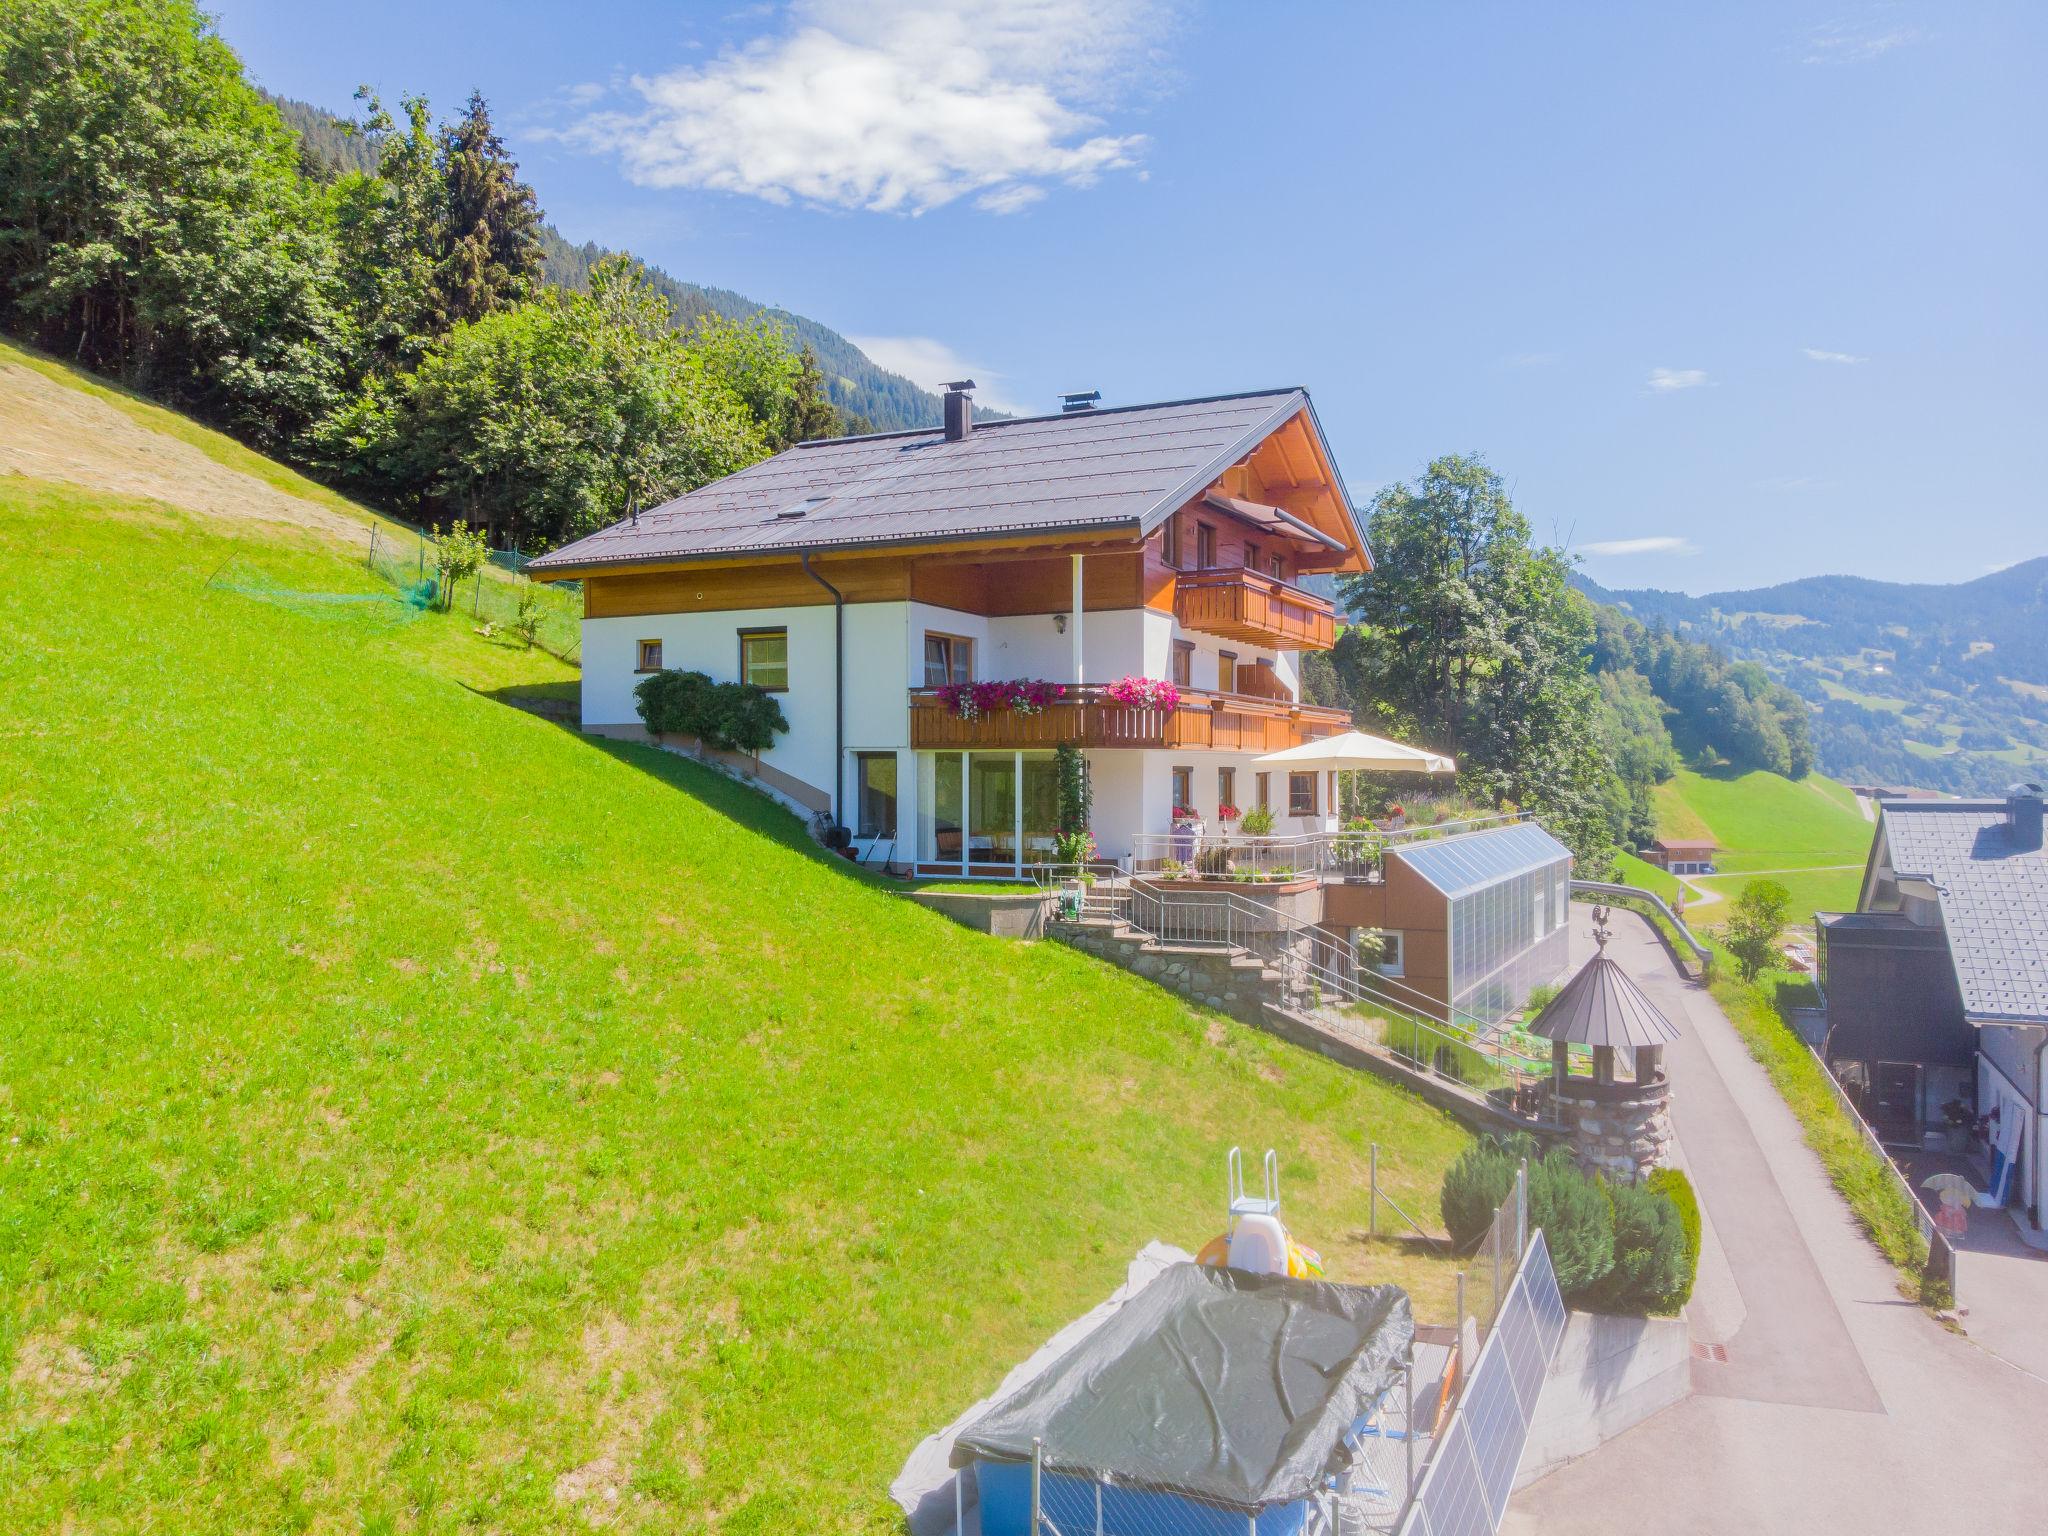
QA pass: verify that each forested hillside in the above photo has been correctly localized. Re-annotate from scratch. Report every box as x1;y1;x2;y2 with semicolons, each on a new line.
1;2;971;560
266;93;957;435
1578;562;2048;793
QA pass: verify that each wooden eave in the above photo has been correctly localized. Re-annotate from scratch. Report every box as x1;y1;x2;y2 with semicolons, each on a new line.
534;527;1145;584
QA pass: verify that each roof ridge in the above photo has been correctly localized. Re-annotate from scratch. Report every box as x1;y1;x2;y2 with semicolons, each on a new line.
790;386;1307;448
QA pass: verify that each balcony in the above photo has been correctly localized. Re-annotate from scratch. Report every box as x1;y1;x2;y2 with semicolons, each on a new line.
1174;567;1338;651
908;686;1350;753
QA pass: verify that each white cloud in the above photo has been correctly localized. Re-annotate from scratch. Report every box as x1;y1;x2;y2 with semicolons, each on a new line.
557;0;1169;214
1803;346;1866;363
1800;20;1923;64
1647;367;1708;393
846;333;1029;415
1578;536;1701;558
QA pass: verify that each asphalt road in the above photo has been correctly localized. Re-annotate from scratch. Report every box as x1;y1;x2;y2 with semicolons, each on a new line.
1504;906;2048;1533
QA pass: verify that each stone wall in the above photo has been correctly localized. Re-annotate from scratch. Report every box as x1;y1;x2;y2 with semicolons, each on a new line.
1549;1079;1674;1181
1048;919;1277;1022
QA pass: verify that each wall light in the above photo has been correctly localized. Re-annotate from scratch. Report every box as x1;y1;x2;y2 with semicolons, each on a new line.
1054;613;1068;634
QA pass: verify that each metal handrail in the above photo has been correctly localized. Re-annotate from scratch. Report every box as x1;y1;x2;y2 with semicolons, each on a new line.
1099;882;1556;1106
1129;812;1531;883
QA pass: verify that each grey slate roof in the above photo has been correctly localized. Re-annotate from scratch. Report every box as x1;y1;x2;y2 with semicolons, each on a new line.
1393;821;1573;899
529;389;1344;573
1878;799;2048;1023
1528;948;1683;1048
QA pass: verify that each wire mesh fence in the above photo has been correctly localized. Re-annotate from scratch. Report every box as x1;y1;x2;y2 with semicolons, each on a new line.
363;522;582;661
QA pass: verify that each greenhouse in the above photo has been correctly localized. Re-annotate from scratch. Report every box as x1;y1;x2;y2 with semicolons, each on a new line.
1397;820;1574;1022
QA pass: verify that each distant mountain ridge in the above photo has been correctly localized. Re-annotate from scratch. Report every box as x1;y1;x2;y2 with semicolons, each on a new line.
1572;558;2048;794
265;92;960;434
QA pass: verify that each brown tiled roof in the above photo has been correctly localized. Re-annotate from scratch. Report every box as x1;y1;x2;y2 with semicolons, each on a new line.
529;389;1349;574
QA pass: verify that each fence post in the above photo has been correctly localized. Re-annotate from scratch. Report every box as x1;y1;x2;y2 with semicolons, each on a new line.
1369;1142;1378;1238
1031;1437;1042;1535
1516;1159;1529;1265
1492;1209;1503;1323
366;524;377;570
1404;1358;1415;1492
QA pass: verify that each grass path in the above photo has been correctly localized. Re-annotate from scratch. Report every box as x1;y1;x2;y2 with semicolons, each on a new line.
0;475;1472;1535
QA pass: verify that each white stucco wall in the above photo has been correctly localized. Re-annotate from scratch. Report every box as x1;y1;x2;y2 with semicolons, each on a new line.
583;590;1328;868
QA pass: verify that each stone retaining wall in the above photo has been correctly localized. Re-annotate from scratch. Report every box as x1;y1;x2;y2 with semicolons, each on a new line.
1048;919;1275;1022
1515;1310;1692;1488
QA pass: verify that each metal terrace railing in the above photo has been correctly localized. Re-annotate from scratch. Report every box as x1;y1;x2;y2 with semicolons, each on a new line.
1091;880;1563;1114
1129;813;1532;886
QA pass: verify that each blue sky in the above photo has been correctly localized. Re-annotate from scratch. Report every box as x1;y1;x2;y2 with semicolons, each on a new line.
210;0;2045;594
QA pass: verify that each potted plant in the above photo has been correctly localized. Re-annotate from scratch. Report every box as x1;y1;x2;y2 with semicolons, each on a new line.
1238;803;1276;837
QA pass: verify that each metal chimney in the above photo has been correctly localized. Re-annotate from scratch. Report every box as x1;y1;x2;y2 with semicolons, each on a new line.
942;379;975;441
1060;390;1102;413
2008;782;2045;852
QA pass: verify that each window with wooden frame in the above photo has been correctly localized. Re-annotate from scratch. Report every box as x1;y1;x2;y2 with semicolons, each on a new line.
738;627;789;691
1161;513;1183;569
1255;771;1270;809
1242;541;1259;572
1195;522;1219;569
1170;640;1194;688
922;631;974;687
1170;765;1193;816
1217;650;1237;693
1288;771;1317;817
1217;766;1236;813
635;638;664;673
1270;553;1285;580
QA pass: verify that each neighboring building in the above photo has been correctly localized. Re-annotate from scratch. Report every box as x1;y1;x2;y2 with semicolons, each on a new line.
1816;783;2048;1234
530;386;1367;872
1323;820;1574;1023
1642;837;1717;875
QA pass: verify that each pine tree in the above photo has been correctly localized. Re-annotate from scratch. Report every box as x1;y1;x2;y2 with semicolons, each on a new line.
434;91;541;331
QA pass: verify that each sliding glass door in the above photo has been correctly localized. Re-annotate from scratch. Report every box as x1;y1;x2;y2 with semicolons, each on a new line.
916;750;1061;874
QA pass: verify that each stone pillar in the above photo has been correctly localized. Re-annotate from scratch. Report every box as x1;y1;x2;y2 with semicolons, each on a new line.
1546;1077;1675;1182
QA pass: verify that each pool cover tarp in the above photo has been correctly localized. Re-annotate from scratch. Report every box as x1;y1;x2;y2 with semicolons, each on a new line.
951;1264;1413;1513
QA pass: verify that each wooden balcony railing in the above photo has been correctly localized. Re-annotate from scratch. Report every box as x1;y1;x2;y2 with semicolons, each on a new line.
908;686;1351;753
1174;566;1338;651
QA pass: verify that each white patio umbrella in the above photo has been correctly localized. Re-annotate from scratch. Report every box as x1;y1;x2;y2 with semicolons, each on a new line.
1253;730;1456;774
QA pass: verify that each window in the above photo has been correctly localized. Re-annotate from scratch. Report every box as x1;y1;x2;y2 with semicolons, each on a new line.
1195;522;1218;569
1288;771;1317;817
1270;554;1285;580
1218;766;1236;813
739;627;788;691
1217;650;1237;693
1255;771;1270;810
923;631;974;687
1171;641;1194;688
855;753;897;840
1242;541;1259;572
1161;514;1183;568
636;638;663;673
1360;929;1404;977
1171;765;1193;816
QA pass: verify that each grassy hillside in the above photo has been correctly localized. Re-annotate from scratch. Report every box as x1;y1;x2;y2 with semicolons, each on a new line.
0;452;1468;1523
1651;768;1871;927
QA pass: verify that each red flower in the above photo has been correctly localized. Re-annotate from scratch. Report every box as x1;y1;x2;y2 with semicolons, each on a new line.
1217;804;1241;822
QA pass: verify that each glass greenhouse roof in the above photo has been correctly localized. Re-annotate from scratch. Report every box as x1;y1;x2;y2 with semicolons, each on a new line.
1395;821;1572;898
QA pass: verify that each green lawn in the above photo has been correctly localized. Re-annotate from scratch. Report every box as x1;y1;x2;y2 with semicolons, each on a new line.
1610;850;1682;904
1653;767;1871;874
1687;867;1865;931
0;475;1472;1534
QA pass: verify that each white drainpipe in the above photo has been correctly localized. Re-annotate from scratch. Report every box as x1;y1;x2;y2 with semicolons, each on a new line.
1070;553;1085;684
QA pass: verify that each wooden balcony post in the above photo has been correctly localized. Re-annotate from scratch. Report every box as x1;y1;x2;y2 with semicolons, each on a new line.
1070;553;1085;683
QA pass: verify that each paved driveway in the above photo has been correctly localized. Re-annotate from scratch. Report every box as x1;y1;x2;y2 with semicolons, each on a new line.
1504;907;2048;1534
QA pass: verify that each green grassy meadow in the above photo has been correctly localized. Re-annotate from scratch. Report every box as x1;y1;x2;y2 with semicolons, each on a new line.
1648;767;1872;934
0;474;1471;1534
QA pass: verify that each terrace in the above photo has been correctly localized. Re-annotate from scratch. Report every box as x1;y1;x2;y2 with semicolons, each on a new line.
906;683;1350;753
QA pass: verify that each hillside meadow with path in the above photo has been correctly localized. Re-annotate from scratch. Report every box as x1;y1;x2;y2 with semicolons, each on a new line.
0;357;1474;1533
1651;767;1872;931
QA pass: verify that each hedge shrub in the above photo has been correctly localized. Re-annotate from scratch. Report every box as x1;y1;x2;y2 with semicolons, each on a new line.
1591;1178;1688;1314
1646;1166;1702;1309
1529;1148;1614;1301
634;669;789;754
1440;1133;1536;1250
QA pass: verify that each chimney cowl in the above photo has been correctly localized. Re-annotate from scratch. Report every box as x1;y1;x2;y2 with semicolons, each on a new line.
941;379;975;442
2007;781;2045;852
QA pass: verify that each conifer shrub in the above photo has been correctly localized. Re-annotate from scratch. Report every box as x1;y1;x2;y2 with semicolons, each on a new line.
1591;1178;1688;1314
634;669;788;754
1440;1132;1537;1250
1646;1166;1702;1309
1529;1148;1615;1301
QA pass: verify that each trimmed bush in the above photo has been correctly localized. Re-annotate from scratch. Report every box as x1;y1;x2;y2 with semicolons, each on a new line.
1590;1178;1688;1314
1440;1132;1536;1250
1529;1148;1614;1301
634;669;788;754
1647;1166;1702;1309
